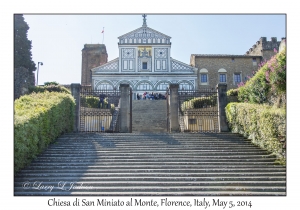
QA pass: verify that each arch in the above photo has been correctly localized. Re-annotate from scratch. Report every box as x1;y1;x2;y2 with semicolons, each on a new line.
115;80;134;89
178;80;194;91
154;80;171;91
94;80;115;90
199;68;208;73
218;68;227;73
135;80;155;91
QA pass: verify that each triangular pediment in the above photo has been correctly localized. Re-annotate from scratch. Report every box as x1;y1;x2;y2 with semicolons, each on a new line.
91;58;119;73
171;58;196;73
118;26;171;40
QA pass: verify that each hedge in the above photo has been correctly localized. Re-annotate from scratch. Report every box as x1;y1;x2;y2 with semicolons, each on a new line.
81;96;115;113
225;102;286;161
181;95;217;112
28;84;71;94
14;91;75;172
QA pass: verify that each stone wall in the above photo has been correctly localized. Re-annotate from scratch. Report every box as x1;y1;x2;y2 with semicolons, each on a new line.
81;44;108;86
192;56;261;90
14;67;35;100
245;37;282;61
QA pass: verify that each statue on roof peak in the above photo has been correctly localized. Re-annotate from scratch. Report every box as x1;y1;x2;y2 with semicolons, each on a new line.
142;14;147;27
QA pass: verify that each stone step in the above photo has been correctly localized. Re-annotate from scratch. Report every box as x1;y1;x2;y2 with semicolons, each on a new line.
14;191;286;196
14;176;286;182
14;180;287;187
132;100;167;132
14;185;286;194
14;133;286;196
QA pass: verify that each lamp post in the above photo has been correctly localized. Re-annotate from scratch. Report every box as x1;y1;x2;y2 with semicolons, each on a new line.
36;62;43;86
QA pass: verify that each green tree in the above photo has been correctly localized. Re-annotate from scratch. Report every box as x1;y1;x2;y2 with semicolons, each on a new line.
14;14;36;71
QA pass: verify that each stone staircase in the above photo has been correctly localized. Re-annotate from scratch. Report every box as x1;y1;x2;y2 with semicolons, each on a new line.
132;100;167;133
14;133;286;196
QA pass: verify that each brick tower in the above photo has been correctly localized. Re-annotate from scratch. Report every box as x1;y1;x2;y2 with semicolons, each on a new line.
81;44;108;86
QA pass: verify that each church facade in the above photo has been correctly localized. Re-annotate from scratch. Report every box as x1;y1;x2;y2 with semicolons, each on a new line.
90;15;197;98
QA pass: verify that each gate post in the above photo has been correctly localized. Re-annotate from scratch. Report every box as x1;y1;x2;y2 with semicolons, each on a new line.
169;84;180;132
119;84;131;133
216;83;229;132
71;83;81;132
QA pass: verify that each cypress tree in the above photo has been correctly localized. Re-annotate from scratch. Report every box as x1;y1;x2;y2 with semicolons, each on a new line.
14;14;36;71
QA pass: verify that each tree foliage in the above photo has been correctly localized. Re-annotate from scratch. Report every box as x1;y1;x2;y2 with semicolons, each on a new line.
14;14;36;71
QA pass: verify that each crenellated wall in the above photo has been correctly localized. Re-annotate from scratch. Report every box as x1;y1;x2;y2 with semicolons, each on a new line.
245;37;284;61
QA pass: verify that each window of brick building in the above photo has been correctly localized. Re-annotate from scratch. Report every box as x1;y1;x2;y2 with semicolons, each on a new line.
252;58;257;66
218;68;227;83
201;74;208;83
234;73;242;85
199;68;209;85
219;74;226;83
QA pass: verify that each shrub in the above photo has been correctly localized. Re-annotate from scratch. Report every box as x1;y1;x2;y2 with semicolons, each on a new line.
29;85;71;94
181;95;217;112
225;102;286;161
44;81;59;86
237;49;286;104
227;88;238;96
80;96;115;113
14;91;75;173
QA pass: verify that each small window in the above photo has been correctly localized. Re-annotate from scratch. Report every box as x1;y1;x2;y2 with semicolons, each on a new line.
201;74;208;83
234;73;241;84
142;62;147;69
252;58;257;66
219;74;226;83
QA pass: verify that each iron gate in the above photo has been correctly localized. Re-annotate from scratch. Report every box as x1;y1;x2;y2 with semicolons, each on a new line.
80;89;121;132
178;88;219;133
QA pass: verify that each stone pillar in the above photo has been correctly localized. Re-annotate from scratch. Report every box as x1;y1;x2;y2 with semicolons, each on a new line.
71;83;81;132
119;84;131;133
169;84;180;132
217;83;229;132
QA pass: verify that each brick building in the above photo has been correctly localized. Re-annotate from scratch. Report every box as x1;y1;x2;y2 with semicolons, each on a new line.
81;44;108;86
190;37;285;90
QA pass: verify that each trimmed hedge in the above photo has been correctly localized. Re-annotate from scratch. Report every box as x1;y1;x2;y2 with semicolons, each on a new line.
14;91;75;172
181;95;217;112
28;84;71;94
80;96;115;113
225;102;286;161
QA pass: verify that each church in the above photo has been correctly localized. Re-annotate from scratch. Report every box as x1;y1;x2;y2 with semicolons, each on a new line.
87;15;197;99
81;15;284;96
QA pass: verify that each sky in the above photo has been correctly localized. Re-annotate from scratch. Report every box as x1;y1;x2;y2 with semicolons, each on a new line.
23;14;286;85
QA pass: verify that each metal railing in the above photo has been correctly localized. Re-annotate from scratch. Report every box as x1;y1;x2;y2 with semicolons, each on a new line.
178;88;219;133
79;89;121;132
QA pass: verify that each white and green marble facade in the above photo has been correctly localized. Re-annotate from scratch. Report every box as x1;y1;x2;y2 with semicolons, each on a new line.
91;15;197;98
